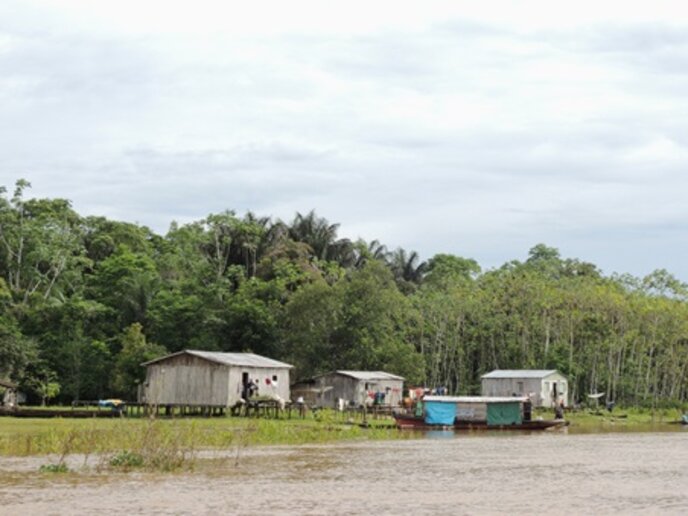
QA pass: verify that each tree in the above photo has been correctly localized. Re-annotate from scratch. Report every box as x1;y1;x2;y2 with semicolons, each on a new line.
35;372;61;406
20;298;113;402
424;254;480;287
388;248;427;293
147;289;205;352
0;180;86;304
281;280;342;378
112;323;166;399
82;217;155;263
89;246;160;328
0;316;38;382
335;261;422;381
288;210;355;267
352;239;389;269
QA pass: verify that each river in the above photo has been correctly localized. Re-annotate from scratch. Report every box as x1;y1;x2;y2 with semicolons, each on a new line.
1;428;687;515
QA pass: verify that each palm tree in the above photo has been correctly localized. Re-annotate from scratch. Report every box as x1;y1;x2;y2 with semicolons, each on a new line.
389;247;427;285
233;212;270;277
288;211;354;267
353;239;389;269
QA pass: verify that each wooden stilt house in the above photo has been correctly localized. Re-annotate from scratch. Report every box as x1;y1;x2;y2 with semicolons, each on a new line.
141;350;293;409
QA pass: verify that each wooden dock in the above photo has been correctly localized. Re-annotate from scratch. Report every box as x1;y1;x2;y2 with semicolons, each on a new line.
0;407;122;418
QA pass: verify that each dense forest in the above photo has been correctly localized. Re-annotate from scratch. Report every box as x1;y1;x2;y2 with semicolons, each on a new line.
1;180;687;406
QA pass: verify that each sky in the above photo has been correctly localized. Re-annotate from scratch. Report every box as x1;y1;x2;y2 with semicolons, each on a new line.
1;0;688;280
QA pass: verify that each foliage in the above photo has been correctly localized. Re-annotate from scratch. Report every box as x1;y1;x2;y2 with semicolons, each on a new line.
109;449;144;469
112;323;166;398
0;411;404;460
39;462;69;473
1;179;688;406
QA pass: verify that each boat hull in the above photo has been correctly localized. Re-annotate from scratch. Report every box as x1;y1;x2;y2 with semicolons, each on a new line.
394;414;567;431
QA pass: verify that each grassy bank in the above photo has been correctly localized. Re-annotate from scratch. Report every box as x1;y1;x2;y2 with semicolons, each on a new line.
547;406;686;430
0;411;401;460
1;406;684;472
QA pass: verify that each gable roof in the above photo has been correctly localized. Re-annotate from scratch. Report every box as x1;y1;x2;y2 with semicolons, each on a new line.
481;369;560;379
142;350;293;369
332;370;405;381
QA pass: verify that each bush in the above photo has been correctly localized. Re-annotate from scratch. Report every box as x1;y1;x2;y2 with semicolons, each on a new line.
39;462;69;473
109;450;144;469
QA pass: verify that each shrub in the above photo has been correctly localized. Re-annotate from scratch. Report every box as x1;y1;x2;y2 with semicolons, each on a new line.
39;463;69;473
109;450;144;469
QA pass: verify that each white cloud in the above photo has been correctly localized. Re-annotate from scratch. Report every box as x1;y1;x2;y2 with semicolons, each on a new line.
2;1;688;280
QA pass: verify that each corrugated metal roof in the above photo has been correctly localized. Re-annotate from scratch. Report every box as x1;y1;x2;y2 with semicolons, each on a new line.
142;350;293;368
481;369;559;379
424;395;529;403
335;371;405;381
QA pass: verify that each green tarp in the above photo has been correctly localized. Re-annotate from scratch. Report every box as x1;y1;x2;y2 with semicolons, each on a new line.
486;402;522;426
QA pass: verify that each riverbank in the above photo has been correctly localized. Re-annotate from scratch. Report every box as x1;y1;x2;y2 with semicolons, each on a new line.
0;406;684;461
0;410;402;459
558;406;686;427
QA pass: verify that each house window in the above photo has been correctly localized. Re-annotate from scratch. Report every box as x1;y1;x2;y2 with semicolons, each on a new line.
517;381;524;393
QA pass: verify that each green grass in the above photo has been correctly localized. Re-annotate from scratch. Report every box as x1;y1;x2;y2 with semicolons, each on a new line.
549;406;685;428
2;405;683;472
0;410;402;461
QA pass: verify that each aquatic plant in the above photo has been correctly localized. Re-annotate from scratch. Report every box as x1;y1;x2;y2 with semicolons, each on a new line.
38;462;69;473
109;450;144;469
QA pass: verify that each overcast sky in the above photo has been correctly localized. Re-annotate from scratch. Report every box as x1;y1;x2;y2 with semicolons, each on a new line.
2;1;688;279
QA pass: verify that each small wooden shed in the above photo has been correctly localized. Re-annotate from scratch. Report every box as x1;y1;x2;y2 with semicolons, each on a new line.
0;379;18;408
481;369;569;408
293;371;404;408
141;350;293;408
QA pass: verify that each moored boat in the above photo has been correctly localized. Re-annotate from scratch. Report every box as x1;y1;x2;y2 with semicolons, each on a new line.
393;395;567;431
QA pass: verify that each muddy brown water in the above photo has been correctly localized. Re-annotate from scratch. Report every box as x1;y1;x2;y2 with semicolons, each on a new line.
1;428;687;515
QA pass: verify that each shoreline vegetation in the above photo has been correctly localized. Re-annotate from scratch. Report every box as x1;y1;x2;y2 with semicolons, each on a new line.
1;407;685;474
1;180;688;412
0;410;401;463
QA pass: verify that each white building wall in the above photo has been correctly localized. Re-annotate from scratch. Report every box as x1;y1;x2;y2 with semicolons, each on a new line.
227;367;291;405
481;372;568;408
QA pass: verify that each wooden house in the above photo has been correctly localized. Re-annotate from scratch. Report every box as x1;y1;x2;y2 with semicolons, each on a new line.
293;371;404;408
141;350;293;408
481;369;568;408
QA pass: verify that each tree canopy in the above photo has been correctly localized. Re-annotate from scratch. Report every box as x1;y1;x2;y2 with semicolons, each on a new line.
1;180;687;406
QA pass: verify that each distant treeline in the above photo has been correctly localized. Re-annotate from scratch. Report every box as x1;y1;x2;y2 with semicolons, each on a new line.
1;179;687;406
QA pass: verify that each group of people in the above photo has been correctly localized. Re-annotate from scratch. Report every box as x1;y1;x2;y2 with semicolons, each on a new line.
241;376;280;402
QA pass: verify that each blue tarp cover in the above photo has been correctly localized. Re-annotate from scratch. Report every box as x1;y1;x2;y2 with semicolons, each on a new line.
424;400;457;425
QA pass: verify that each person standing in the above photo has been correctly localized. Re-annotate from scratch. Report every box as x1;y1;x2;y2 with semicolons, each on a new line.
554;400;564;419
523;398;532;422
